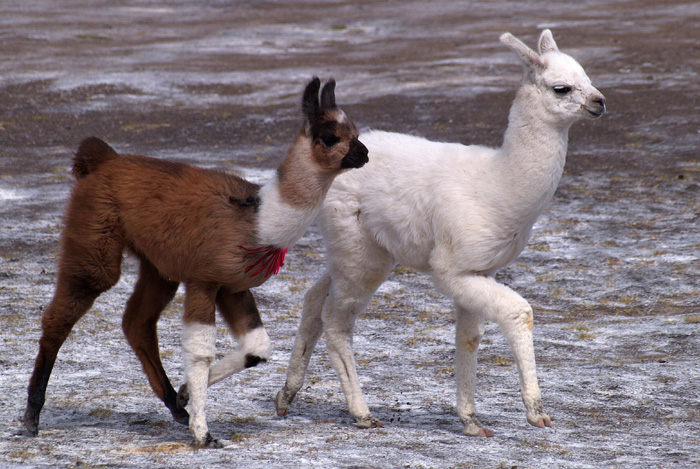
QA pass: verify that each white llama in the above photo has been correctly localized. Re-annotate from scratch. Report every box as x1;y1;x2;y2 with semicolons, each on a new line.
275;30;606;436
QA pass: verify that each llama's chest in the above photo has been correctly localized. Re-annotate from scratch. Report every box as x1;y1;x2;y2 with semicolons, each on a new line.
256;182;321;248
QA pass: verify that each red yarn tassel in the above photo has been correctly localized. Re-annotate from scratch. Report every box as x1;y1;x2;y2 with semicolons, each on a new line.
239;245;288;278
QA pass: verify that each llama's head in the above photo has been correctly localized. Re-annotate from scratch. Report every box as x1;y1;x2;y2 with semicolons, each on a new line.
500;29;606;124
302;77;368;172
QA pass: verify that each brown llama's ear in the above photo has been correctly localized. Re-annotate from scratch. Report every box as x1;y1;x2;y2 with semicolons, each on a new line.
320;79;336;109
302;77;321;122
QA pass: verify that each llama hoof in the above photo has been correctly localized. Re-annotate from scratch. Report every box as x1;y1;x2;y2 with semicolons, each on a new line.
528;414;552;429
526;401;552;429
274;388;295;417
169;406;190;426
356;416;384;429
176;384;189;409
462;414;494;437
463;422;495;437
24;408;40;437
195;432;223;449
24;422;39;437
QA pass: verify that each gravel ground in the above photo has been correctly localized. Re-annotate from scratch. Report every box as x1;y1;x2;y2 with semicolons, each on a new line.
1;1;699;467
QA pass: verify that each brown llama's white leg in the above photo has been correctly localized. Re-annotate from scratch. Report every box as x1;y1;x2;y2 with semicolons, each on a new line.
181;283;220;448
177;289;271;407
122;259;187;425
210;289;271;385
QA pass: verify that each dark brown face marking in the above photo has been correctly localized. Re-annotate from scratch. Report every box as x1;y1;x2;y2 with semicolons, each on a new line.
276;77;369;208
307;108;367;171
341;137;368;169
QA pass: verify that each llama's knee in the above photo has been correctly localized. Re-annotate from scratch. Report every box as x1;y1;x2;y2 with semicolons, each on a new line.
489;296;533;332
510;302;534;331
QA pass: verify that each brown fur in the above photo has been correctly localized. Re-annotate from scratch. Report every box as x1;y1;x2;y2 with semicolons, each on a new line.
24;77;368;441
278;111;360;207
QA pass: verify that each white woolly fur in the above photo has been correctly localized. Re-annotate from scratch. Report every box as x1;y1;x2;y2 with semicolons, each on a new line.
277;29;606;437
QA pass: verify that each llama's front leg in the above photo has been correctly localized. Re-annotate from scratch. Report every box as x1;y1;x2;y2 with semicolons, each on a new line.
323;285;383;429
275;273;331;416
434;273;551;433
210;289;272;385
454;305;493;437
181;283;221;448
178;289;271;409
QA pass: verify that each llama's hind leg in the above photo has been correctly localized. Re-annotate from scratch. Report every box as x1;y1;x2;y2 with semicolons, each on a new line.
25;281;102;436
323;254;394;429
121;259;186;425
25;229;123;436
275;272;331;416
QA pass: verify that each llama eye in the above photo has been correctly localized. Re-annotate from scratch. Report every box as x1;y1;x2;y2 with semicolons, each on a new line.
321;133;340;147
553;85;572;95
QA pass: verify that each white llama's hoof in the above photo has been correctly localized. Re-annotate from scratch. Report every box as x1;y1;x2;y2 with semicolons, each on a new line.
462;414;494;437
356;415;384;429
526;400;552;429
528;414;552;429
274;388;295;417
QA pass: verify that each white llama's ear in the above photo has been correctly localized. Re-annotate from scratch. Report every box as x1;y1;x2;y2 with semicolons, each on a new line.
500;32;544;71
538;29;559;55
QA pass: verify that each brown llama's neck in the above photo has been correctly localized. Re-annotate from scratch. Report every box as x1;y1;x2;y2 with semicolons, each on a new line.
254;133;336;249
276;132;336;208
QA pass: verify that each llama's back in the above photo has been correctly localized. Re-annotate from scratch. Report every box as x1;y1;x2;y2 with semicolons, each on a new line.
323;130;496;270
68;145;261;285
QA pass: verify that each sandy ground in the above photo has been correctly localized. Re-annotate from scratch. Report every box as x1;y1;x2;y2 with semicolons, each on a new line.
1;0;699;467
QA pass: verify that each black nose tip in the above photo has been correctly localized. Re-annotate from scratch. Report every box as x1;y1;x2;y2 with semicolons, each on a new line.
593;95;606;109
340;139;369;169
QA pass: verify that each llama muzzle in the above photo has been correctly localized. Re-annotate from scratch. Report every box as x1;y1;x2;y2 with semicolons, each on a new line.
340;138;369;169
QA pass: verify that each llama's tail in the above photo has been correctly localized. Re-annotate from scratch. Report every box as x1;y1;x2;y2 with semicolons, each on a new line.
72;137;117;178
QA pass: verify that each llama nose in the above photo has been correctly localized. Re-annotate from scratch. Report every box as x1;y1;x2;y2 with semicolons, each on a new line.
593;95;606;112
341;138;369;169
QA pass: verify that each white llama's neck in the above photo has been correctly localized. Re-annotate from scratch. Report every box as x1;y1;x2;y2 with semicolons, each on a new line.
495;86;570;213
256;136;333;248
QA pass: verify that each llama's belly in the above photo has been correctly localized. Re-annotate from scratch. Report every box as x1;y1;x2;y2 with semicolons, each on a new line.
360;206;435;271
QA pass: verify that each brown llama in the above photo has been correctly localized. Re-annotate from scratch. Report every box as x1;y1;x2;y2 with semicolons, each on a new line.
24;77;368;448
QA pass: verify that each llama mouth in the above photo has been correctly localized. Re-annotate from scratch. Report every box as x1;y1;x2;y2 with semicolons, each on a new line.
585;108;605;119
